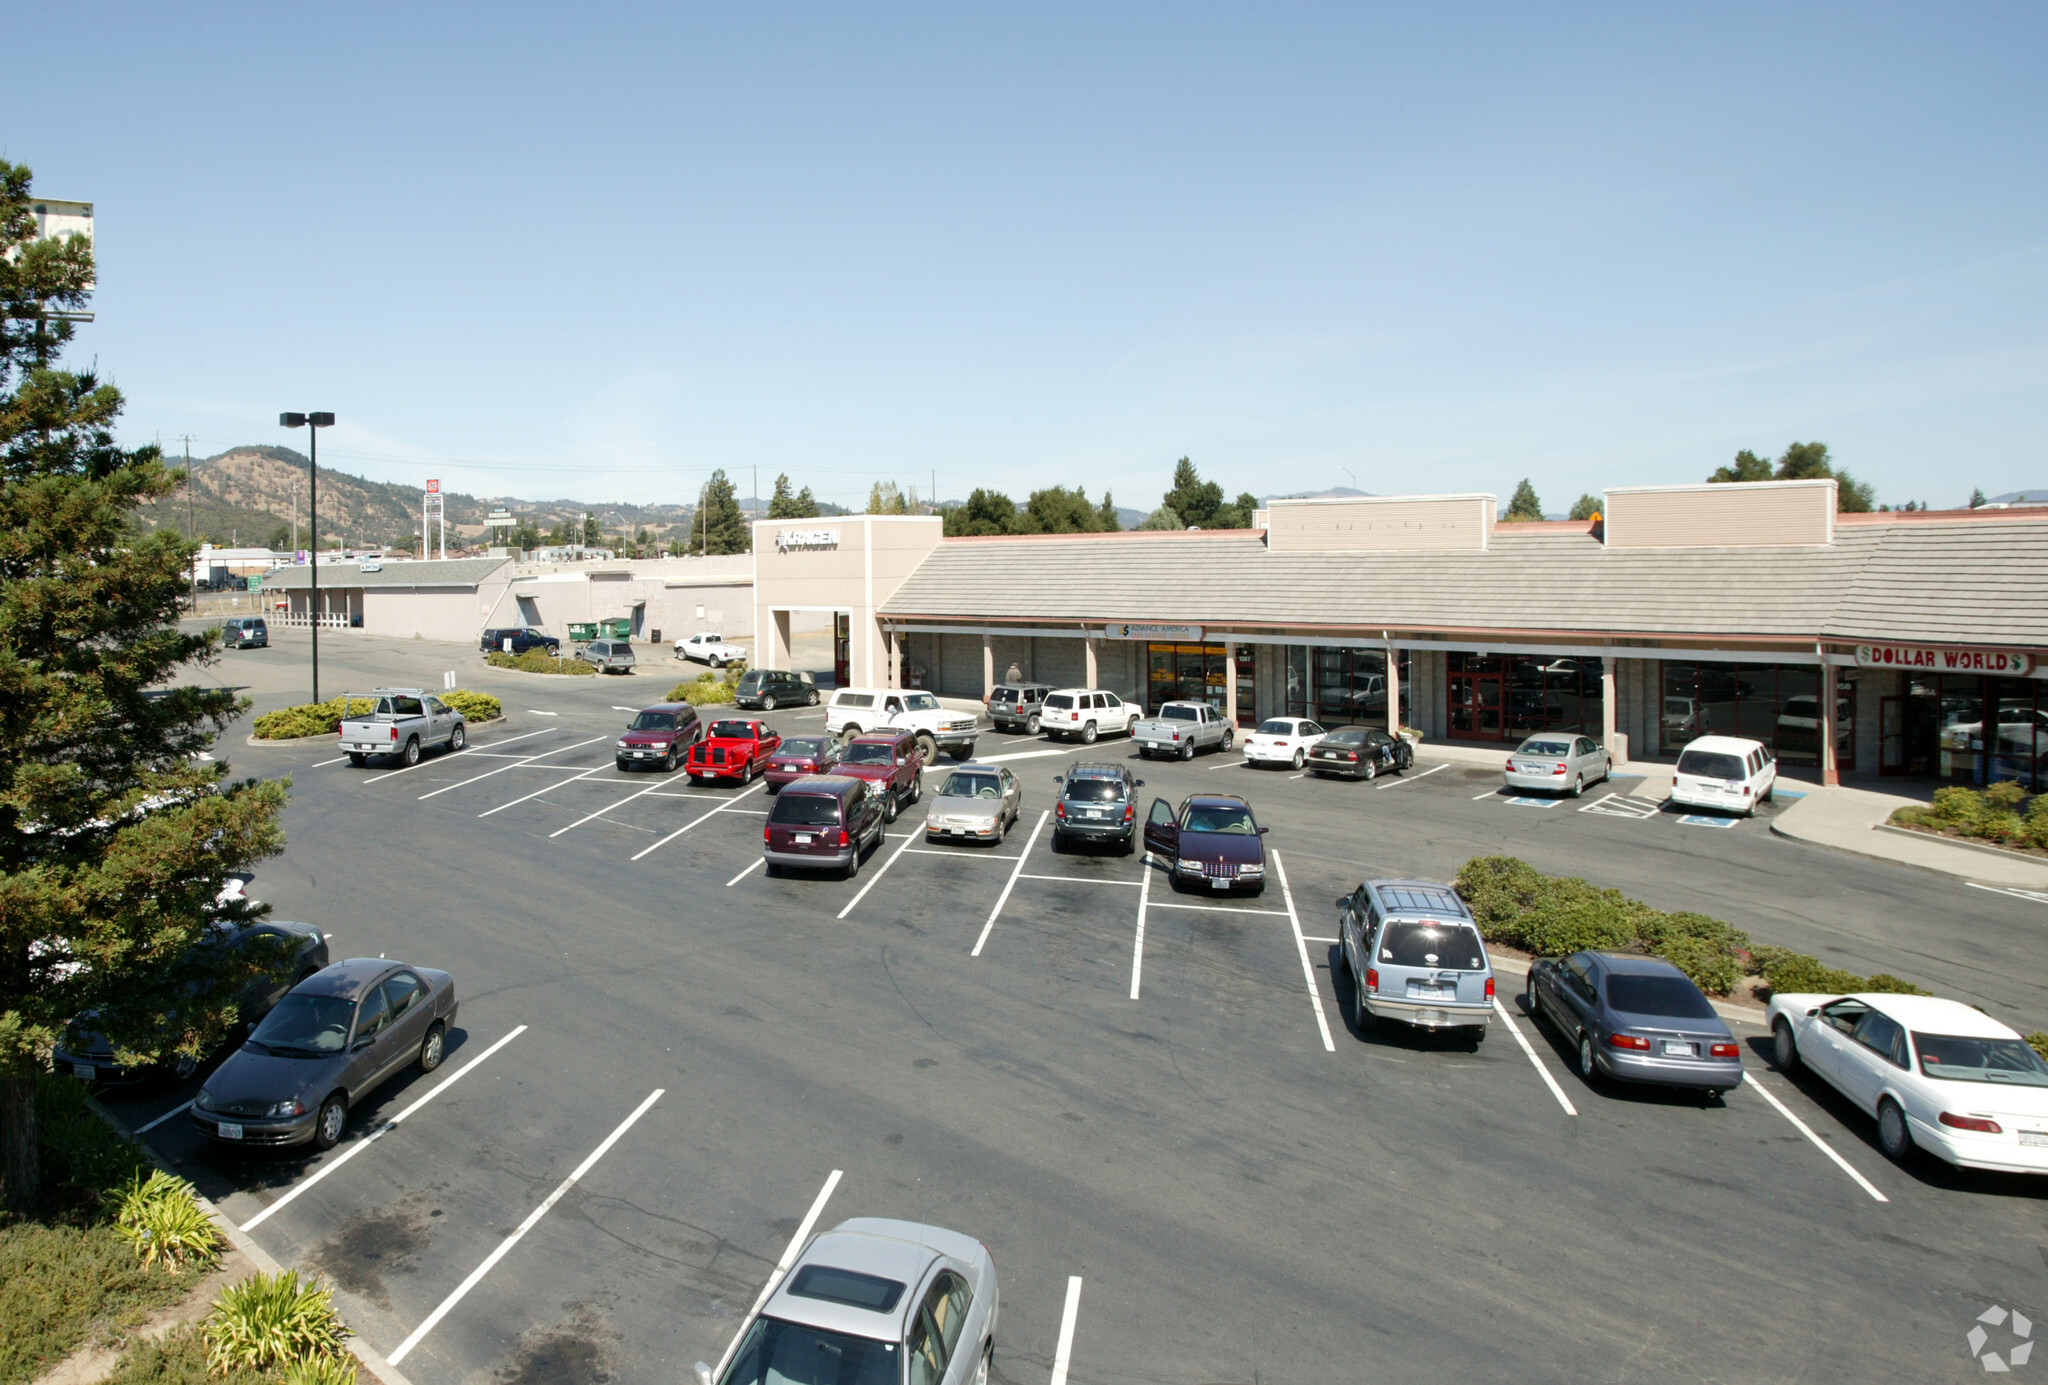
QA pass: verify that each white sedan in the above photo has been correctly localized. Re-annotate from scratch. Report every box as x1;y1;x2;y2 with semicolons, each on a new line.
1241;717;1327;769
1767;991;2048;1174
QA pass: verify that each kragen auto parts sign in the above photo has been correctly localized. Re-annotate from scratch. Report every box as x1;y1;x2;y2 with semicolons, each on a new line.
774;529;839;554
1854;644;2034;676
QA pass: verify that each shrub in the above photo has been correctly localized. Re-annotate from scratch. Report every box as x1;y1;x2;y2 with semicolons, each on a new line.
440;689;502;722
1900;781;2041;845
668;679;736;706
1517;878;1638;957
1;1225;205;1383
484;650;595;675
1749;945;1866;996
281;1352;362;1385
205;1271;349;1374
2029;1033;2048;1063
104;1326;270;1385
251;697;374;740
2028;797;2048;851
36;1075;150;1204
1452;855;1546;947
113;1171;221;1271
1863;973;1932;994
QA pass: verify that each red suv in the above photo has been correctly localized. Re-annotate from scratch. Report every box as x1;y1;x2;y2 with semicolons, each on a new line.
834;729;925;822
615;703;702;772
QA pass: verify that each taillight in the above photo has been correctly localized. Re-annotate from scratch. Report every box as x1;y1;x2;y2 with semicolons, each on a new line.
1608;1033;1651;1051
1123;804;1135;822
836;828;851;848
1710;1043;1739;1058
1552;764;1566;775
1056;802;1066;819
389;726;398;740
1345;752;1358;761
763;825;771;844
1484;976;1495;999
1365;968;1379;993
1939;1111;2002;1134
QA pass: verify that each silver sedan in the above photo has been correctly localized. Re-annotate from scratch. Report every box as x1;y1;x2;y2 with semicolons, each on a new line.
1503;733;1612;797
923;764;1022;845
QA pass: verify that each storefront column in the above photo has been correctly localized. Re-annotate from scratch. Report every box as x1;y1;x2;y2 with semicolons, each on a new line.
1819;665;1840;785
1084;635;1098;689
982;634;994;700
1602;658;1624;763
1384;638;1401;735
769;610;793;671
1224;648;1239;725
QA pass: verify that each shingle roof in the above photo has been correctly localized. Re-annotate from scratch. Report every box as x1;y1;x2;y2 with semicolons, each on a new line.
881;519;2048;647
262;557;510;591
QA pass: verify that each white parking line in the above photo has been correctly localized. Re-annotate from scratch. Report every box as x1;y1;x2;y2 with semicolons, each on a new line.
1472;789;1497;800
418;735;608;799
1493;998;1578;1116
837;829;922;920
973;810;1050;957
1049;1276;1084;1385
1146;901;1289;916
630;781;767;860
548;778;670;837
973;747;1077;764
1966;881;2048;906
1273;850;1336;1053
241;1025;528;1232
1741;1072;1888;1202
387;1087;664;1365
478;766;606;818
527;709;559;716
715;1169;846;1380
135;1100;194;1134
902;847;1023;859
726;858;764;887
1377;763;1446;790
611;705;638;712
311;756;349;768
1019;873;1142;886
1130;861;1153;999
1301;934;1339;944
1207;760;1247;771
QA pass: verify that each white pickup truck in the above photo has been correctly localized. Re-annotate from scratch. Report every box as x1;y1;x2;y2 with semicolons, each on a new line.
826;688;979;762
1133;700;1235;759
338;689;467;767
674;632;747;668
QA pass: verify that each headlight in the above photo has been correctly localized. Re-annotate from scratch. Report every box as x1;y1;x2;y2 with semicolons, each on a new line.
1177;858;1203;871
195;1089;216;1112
616;739;631;748
266;1099;306;1118
1238;863;1265;876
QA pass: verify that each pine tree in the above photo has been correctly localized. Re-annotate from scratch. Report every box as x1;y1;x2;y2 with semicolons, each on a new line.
688;470;752;554
1969;488;1987;509
1162;458;1225;528
0;160;289;1210
767;474;819;519
1504;479;1543;522
1096;491;1121;531
1568;493;1602;521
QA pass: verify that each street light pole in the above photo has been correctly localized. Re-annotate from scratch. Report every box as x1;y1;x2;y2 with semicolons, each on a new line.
279;412;335;702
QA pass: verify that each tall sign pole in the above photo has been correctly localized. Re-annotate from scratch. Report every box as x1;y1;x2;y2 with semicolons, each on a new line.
279;413;335;702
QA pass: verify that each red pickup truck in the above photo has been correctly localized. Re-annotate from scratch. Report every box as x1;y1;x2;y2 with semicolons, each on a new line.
686;718;781;784
834;729;925;821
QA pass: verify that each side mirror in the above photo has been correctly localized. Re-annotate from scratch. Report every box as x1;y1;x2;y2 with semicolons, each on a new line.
1134;779;1144;788
351;1036;375;1053
694;1364;714;1385
1334;897;1349;909
1051;775;1063;784
1257;826;1270;835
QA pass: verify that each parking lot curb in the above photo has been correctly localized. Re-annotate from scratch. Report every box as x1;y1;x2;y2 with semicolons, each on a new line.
1770;788;2048;888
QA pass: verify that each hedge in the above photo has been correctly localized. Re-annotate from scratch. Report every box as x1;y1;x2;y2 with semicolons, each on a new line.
1891;780;2048;852
484;649;595;675
1453;855;1930;999
667;670;738;707
252;690;503;740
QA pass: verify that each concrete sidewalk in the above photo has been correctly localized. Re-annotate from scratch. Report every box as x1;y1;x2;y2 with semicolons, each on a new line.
1770;784;2048;888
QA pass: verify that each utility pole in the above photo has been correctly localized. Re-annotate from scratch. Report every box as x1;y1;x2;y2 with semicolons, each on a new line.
291;479;298;558
183;435;196;611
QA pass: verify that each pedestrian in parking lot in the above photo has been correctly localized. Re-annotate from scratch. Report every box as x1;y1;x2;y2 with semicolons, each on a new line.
1005;660;1022;683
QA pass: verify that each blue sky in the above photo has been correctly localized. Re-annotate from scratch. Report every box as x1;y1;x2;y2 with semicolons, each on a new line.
9;4;2044;512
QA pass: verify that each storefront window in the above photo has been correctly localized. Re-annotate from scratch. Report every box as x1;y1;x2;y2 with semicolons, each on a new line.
1147;644;1229;716
1449;653;1604;742
1656;662;1851;767
1285;646;1408;726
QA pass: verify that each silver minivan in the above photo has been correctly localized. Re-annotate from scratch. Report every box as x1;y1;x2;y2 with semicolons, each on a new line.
578;639;637;674
1336;878;1494;1040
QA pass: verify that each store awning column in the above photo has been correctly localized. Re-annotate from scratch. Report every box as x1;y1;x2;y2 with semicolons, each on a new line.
982;633;994;700
1818;644;1839;785
1084;632;1098;689
1384;632;1400;736
1224;642;1239;725
1602;657;1623;764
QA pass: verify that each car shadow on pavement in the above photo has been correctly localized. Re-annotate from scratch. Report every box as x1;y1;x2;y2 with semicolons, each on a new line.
1326;945;1486;1054
1517;995;1731;1108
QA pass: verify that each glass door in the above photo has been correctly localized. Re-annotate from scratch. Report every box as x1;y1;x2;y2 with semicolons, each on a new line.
1879;696;1905;775
1234;645;1257;727
833;613;850;689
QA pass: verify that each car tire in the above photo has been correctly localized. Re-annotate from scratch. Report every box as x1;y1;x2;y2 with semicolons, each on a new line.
1604;757;1614;785
419;1022;446;1073
1363;759;1378;781
909;774;922;804
313;1094;347;1151
449;724;466;752
1081;721;1098;745
916;733;937;763
762;695;778;711
1577;1032;1599;1083
845;843;862;880
1291;749;1305;770
170;1052;199;1083
973;1341;991;1385
1026;713;1041;735
883;791;899;824
663;747;678;772
1221;728;1234;751
1249;881;1265;897
348;753;366;767
401;737;421;767
1771;1019;1801;1073
1467;1025;1487;1044
764;862;781;878
1877;1098;1914;1162
1180;740;1195;761
1050;831;1064;854
1525;971;1543;1024
1569;773;1584;798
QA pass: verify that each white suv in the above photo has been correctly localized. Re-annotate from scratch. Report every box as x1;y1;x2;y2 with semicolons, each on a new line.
826;688;980;761
675;632;746;667
1040;689;1141;744
1670;735;1777;816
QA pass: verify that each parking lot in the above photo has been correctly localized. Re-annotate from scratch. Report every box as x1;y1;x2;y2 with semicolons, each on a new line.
97;629;2048;1383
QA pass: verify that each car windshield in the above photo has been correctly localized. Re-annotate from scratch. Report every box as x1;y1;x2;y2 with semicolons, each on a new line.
781;738;827;759
1914;1034;2048;1086
1046;694;1075;709
1063;778;1125;803
709;721;756;739
1519;739;1572;757
940;773;1001;799
841;743;894;765
717;1316;897;1385
1377;921;1486;970
1323;728;1368;745
1162;706;1199;721
1256;720;1295;736
629;712;678;731
903;693;939;711
248;994;356;1055
1604;973;1716;1019
770;795;842;826
1676;750;1746;780
1184;804;1257;834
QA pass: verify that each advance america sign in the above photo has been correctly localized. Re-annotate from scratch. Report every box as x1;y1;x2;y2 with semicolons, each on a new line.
1854;644;2035;677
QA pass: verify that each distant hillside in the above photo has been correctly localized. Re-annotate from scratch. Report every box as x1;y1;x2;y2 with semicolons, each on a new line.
1260;486;1374;503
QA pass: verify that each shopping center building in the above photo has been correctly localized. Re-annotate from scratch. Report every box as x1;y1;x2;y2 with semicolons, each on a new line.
749;481;2048;788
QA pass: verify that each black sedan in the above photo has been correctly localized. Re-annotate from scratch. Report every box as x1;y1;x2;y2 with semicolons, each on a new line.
1525;951;1743;1097
191;958;457;1150
53;921;330;1086
1307;726;1413;781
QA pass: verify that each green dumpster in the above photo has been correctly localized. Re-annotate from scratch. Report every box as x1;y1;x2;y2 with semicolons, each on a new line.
600;617;633;639
567;622;598;643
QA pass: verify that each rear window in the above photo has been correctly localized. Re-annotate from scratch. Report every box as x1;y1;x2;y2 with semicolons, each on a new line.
1915;1034;2048;1086
1162;705;1198;721
1323;728;1367;745
1256;720;1294;735
1677;750;1746;781
736;671;764;690
1063;778;1126;803
1518;740;1571;757
709;721;755;739
1045;694;1075;709
990;687;1017;703
1604;973;1715;1019
769;794;841;826
1377;921;1486;970
836;693;875;709
780;738;827;758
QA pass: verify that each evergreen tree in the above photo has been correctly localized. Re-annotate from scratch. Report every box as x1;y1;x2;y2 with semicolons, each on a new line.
1096;491;1121;531
1504;479;1543;522
943;489;1017;537
581;514;600;546
688;470;752;554
1161;458;1225;528
767;473;819;519
867;481;910;515
1709;449;1774;483
0;160;288;1210
1969;488;1987;509
1568;493;1602;521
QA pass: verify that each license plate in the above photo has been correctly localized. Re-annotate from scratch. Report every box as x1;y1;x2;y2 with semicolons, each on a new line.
948;827;963;835
1086;809;1104;819
217;1122;243;1141
2021;1131;2048;1147
794;833;812;844
1412;986;1451;1000
70;1063;94;1081
1210;876;1230;890
1660;1040;1695;1057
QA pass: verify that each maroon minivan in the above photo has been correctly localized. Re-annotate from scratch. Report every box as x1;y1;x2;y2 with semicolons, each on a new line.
762;775;886;879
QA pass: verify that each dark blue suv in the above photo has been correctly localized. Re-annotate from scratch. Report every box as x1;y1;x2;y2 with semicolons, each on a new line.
482;626;560;656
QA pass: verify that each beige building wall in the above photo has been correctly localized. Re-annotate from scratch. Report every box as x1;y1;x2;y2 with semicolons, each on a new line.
361;586;499;643
751;516;943;688
484;557;755;645
1265;494;1496;553
1602;480;1836;548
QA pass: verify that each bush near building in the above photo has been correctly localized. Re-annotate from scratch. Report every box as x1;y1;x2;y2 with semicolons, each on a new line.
1453;856;1930;999
1890;781;2048;853
484;649;595;675
668;669;739;706
251;691;503;740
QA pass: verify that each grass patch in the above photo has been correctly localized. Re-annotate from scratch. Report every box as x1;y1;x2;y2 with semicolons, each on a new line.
102;1326;273;1385
1890;780;2048;853
484;650;595;675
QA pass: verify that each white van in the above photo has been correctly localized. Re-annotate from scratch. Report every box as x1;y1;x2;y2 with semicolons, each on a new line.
1670;735;1777;816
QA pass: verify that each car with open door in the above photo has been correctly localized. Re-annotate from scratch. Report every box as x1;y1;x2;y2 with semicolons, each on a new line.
1141;793;1267;894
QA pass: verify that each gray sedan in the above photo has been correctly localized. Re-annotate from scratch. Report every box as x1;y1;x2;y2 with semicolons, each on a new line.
1502;733;1612;797
923;764;1021;846
191;958;457;1150
1525;951;1742;1096
700;1216;998;1385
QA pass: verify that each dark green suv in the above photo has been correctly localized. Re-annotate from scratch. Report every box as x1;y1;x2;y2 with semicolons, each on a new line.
734;668;818;710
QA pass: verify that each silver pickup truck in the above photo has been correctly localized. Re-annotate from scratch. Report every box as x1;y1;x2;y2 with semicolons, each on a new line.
338;689;467;767
1133;700;1235;760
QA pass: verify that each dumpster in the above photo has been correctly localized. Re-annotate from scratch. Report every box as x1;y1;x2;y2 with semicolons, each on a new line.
599;617;633;639
567;622;598;643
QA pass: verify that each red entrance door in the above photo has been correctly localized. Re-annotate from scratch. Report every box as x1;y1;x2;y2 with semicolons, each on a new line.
1449;673;1505;740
